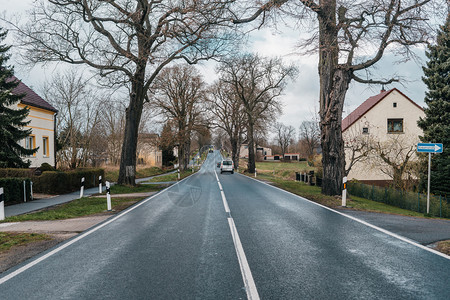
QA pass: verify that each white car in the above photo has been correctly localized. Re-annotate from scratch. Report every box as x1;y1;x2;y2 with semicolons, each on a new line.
220;160;234;174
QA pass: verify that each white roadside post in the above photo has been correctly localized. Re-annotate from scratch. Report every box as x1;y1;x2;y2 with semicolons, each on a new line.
80;177;85;198
255;168;257;178
106;181;112;211
0;187;4;221
178;169;180;180
30;181;33;201
98;175;102;194
342;177;348;207
23;180;26;202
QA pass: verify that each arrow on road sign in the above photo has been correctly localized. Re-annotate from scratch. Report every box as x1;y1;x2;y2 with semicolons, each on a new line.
417;143;443;153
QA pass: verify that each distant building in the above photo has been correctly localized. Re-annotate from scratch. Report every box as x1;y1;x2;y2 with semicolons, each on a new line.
283;153;301;161
240;144;272;158
137;133;163;168
342;88;425;185
10;76;58;168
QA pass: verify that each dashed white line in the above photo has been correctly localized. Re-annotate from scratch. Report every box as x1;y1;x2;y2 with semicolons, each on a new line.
215;171;260;300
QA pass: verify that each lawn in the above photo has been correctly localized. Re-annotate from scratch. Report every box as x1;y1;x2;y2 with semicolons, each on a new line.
0;232;51;252
248;172;433;218
146;169;195;182
1;196;146;223
109;184;165;194
104;166;170;182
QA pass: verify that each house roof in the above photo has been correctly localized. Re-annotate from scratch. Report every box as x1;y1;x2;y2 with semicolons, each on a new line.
342;88;423;132
9;75;58;113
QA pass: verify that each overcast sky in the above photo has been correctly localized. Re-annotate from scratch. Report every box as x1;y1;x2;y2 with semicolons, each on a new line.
1;0;432;135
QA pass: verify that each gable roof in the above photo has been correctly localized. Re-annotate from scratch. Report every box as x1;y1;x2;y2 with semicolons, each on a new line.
342;88;423;132
9;75;58;113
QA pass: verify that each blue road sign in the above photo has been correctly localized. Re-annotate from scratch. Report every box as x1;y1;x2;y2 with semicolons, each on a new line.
417;143;443;153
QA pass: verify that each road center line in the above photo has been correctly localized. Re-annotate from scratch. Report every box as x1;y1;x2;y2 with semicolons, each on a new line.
215;171;260;300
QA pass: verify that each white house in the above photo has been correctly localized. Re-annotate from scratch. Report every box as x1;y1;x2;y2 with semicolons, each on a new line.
342;88;425;185
239;144;272;159
11;76;58;168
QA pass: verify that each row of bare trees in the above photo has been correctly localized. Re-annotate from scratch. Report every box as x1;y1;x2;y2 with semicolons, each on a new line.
5;0;444;193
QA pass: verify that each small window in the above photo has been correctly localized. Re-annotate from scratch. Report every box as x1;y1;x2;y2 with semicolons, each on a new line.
393;102;397;108
25;135;36;157
387;119;403;133
362;127;369;134
43;137;49;157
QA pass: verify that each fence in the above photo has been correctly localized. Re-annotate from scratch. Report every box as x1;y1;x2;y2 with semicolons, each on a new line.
347;181;449;218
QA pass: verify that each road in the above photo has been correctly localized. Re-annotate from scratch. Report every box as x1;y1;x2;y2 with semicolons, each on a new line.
0;151;449;299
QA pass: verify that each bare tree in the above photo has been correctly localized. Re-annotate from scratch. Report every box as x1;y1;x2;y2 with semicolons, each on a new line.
207;81;247;169
232;0;443;195
150;65;206;171
217;54;297;173
299;120;320;160
274;122;296;157
371;135;418;190
342;123;373;176
9;0;238;184
43;69;100;169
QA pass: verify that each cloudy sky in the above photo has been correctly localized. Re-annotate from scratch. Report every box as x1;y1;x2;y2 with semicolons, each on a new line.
1;0;432;133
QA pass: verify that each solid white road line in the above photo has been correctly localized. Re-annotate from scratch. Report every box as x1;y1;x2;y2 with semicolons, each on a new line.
237;173;450;260
0;173;198;285
215;171;260;300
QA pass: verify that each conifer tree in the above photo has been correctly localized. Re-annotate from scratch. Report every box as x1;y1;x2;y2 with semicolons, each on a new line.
0;27;36;168
418;16;450;195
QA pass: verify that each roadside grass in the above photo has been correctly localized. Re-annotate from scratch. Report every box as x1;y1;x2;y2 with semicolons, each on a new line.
0;232;51;252
104;166;171;182
1;196;146;223
256;161;313;172
247;172;435;218
436;240;450;255
109;184;165;194
146;169;195;183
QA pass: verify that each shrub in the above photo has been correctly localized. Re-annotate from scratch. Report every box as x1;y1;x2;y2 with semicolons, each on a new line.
0;168;33;178
40;163;56;172
0;178;32;205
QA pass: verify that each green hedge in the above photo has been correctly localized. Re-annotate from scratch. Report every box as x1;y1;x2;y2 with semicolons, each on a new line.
0;168;33;178
0;178;32;205
32;168;105;194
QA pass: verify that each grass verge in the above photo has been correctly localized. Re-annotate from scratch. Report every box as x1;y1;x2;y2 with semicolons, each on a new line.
436;240;450;255
146;169;195;183
109;184;165;194
104;166;172;182
0;232;51;252
247;172;434;218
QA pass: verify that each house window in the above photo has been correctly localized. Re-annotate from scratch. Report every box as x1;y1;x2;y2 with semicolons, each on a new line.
387;119;403;133
43;136;49;157
393;102;397;108
25;135;36;157
362;127;369;134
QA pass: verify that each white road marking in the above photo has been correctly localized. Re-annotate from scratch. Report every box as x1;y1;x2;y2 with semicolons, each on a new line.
238;173;450;260
215;171;260;300
0;174;197;285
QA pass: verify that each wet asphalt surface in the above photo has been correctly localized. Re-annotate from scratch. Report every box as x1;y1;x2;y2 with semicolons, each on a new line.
0;151;449;299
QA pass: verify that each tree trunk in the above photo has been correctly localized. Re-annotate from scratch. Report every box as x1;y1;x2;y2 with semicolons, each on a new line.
318;1;351;195
247;121;256;173
230;137;239;170
118;73;146;186
184;139;191;170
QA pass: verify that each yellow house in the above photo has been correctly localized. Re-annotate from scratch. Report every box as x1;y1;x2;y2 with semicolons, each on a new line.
12;76;58;168
342;88;425;186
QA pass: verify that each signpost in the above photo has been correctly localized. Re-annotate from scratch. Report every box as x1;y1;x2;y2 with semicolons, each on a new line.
417;143;444;214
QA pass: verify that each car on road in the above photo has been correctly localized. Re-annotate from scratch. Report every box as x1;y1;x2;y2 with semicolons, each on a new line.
220;160;234;174
209;149;213;153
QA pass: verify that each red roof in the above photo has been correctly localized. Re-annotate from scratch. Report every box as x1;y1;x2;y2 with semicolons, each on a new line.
342;88;423;132
9;75;57;113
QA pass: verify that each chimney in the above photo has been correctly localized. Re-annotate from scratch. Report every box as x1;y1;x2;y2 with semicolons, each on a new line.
381;84;386;93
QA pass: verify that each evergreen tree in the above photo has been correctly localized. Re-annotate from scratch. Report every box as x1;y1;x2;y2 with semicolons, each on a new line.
0;27;37;168
418;16;450;195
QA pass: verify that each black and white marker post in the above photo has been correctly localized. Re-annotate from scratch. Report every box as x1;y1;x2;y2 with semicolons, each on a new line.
80;177;85;199
342;176;348;207
98;176;102;194
106;181;111;211
0;187;4;221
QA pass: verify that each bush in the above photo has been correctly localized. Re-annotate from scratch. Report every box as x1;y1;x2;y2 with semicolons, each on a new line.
32;168;105;194
0;178;32;205
40;163;56;172
0;168;33;178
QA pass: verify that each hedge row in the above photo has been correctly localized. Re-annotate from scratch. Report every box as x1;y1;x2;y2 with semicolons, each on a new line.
0;178;32;205
0;168;33;178
32;168;105;194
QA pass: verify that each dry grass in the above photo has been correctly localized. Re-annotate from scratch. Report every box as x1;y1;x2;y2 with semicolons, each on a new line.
436;240;450;256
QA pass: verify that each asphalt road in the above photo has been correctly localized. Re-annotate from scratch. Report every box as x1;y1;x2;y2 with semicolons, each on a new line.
0;151;449;299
